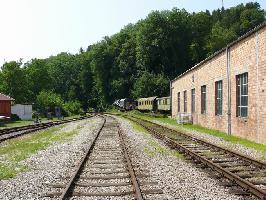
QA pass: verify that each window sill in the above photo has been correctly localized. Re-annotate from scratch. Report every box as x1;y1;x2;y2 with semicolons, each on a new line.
236;116;248;122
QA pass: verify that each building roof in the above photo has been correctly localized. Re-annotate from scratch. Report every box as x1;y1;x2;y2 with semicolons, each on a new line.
171;21;266;83
0;93;14;101
157;96;170;100
138;96;157;101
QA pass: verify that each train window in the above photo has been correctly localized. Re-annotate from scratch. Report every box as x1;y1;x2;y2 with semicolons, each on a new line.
191;88;195;113
184;90;187;112
201;85;207;114
177;92;180;112
215;80;223;115
236;73;248;117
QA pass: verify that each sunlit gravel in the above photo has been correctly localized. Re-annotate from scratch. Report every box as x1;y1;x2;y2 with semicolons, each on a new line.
0;117;102;200
114;116;240;200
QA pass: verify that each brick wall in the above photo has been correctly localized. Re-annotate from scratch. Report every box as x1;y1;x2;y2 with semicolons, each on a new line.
171;25;266;144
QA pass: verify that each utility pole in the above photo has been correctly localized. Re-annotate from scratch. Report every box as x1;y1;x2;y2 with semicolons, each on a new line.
222;0;224;9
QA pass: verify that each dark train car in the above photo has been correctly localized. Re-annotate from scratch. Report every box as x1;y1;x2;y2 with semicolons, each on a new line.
113;98;136;111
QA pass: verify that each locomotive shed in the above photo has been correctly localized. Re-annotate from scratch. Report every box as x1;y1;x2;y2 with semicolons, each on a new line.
171;22;266;144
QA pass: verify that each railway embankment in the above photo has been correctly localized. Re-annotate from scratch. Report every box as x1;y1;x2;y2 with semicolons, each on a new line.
120;112;266;161
114;115;240;200
0;117;99;199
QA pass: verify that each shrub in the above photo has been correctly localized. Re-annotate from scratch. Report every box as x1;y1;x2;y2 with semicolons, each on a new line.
63;101;82;116
11;114;20;121
36;91;63;115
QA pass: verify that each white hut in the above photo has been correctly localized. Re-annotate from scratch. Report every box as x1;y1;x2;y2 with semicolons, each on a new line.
11;104;32;120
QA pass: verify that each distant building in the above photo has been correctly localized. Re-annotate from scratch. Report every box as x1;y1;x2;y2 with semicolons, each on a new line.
171;22;266;144
11;104;33;120
0;93;13;118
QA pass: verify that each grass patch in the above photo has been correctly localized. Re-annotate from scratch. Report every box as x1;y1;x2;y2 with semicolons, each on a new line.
144;138;183;159
131;122;149;136
0;120;33;129
182;124;266;153
0;125;81;180
122;114;183;159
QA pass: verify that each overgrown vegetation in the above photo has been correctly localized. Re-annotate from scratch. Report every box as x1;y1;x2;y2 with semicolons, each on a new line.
0;125;81;179
0;3;265;112
130;119;183;159
0;120;33;129
182;124;266;153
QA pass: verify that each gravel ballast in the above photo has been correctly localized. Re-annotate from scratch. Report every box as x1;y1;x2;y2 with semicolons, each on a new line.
0;117;103;200
115;116;241;200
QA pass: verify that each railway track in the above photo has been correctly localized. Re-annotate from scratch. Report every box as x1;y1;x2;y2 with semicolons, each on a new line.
124;115;266;199
45;115;163;199
0;116;90;143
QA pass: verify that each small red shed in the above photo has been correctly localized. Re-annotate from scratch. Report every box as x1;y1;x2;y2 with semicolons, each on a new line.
0;93;14;118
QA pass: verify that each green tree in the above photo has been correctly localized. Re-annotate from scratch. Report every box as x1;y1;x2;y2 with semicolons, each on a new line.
36;91;63;114
24;59;52;102
207;22;237;54
46;53;80;101
132;71;169;98
63;101;82;115
190;11;212;63
76;52;93;110
0;61;29;103
90;39;114;105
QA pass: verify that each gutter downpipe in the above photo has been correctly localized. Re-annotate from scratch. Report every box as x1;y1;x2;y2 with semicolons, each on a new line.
170;80;172;118
255;32;260;143
226;47;232;135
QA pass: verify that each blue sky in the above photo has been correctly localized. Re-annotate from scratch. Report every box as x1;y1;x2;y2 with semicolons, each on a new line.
0;0;265;66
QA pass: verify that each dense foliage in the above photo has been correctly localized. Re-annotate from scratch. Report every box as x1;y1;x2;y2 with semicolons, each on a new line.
0;2;265;114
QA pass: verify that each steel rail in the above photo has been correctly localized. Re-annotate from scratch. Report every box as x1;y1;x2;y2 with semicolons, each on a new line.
128;115;266;169
0;116;90;143
117;121;144;200
0;116;87;134
60;114;144;200
124;115;266;199
59;116;106;200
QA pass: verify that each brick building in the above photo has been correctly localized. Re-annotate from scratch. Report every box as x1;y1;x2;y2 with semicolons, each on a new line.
171;22;266;144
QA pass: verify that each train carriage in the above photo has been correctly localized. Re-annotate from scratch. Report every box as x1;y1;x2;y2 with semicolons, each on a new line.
157;96;170;112
137;96;157;111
